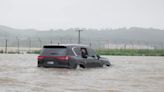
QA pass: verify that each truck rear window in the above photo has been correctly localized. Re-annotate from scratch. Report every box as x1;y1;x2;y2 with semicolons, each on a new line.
40;46;67;56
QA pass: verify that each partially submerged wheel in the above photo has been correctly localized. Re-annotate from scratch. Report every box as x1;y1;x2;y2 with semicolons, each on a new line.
102;64;109;68
37;61;42;67
76;64;81;69
69;63;84;69
37;64;41;67
74;64;84;69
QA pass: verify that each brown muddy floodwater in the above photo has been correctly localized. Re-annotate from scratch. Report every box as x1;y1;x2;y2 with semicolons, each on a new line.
0;54;164;92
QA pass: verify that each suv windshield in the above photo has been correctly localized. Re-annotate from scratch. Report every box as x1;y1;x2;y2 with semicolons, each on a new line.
40;46;67;56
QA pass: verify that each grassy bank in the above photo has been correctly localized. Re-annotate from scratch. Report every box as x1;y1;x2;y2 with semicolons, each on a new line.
1;49;164;56
96;49;164;56
33;49;164;56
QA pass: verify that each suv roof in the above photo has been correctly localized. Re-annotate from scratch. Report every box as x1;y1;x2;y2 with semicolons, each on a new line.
43;44;89;47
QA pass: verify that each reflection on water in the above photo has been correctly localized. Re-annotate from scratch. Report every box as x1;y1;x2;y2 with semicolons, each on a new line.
0;54;164;92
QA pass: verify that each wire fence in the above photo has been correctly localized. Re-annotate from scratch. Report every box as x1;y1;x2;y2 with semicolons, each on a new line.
0;37;164;54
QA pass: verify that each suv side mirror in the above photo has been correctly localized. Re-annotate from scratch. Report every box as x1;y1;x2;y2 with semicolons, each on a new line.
91;55;95;58
82;54;88;58
97;54;101;60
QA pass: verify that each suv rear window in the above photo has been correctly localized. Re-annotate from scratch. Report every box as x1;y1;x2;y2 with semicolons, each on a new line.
40;46;67;56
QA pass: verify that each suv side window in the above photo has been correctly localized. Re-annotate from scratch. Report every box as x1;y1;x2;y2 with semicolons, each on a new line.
81;48;88;58
87;48;97;59
72;47;81;56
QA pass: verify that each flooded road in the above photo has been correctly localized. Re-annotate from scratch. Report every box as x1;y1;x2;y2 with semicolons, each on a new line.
0;54;164;92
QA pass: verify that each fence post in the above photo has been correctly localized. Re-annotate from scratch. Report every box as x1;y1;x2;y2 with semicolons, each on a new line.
5;39;8;53
16;37;20;54
28;38;31;53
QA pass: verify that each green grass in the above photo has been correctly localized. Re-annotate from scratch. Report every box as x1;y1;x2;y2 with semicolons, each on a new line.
2;49;163;56
96;49;164;56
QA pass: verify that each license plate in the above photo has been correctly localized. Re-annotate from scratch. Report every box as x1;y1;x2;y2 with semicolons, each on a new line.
47;61;54;64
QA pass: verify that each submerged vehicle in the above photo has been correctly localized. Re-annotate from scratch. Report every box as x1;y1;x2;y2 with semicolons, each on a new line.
37;44;111;69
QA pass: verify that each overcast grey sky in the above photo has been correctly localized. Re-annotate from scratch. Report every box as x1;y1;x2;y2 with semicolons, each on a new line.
0;0;164;30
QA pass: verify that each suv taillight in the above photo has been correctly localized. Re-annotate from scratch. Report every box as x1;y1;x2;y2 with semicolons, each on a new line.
37;56;45;60
56;56;70;61
37;56;70;61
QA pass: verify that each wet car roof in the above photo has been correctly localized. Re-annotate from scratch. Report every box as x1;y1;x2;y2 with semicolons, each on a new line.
43;44;89;47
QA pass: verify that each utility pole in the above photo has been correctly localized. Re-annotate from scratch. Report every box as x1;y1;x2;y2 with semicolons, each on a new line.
16;37;20;54
76;30;83;44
